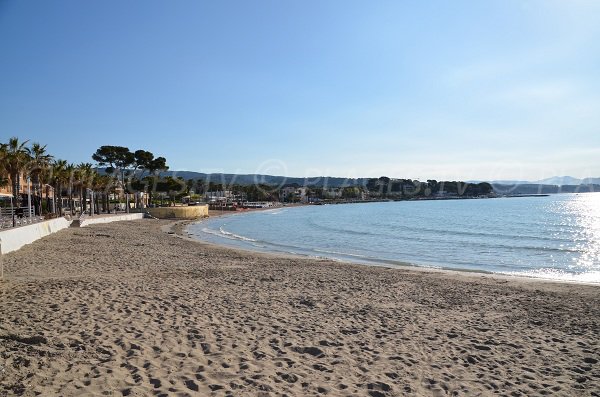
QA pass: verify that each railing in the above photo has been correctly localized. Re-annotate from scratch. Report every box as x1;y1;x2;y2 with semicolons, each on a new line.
0;207;45;229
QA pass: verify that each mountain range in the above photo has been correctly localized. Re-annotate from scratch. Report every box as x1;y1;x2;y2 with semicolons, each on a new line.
101;168;600;188
470;176;600;186
533;176;600;185
150;170;368;188
155;171;600;188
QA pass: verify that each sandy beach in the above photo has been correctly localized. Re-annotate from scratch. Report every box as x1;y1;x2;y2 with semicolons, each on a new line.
1;219;599;396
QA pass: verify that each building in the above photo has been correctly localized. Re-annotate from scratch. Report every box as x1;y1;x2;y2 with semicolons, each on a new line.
0;173;55;202
279;187;308;203
243;201;279;208
205;190;234;203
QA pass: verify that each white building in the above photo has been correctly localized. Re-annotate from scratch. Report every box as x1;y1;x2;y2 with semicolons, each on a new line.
244;201;279;208
205;191;234;203
280;187;308;203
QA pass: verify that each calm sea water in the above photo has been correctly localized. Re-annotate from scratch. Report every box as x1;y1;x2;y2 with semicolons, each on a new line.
188;193;600;283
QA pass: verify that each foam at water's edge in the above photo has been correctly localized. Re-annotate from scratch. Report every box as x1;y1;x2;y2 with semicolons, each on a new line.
313;248;371;259
219;226;257;242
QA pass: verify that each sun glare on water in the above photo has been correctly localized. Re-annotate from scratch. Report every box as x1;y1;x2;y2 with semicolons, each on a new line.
540;193;600;283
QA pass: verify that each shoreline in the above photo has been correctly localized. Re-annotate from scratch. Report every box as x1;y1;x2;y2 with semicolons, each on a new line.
1;219;598;396
182;208;600;287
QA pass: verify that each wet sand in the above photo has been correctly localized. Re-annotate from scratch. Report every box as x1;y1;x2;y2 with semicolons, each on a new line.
0;219;599;396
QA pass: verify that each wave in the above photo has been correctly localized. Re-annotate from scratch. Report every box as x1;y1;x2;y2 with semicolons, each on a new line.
262;208;286;215
218;226;257;242
199;226;258;243
200;225;309;253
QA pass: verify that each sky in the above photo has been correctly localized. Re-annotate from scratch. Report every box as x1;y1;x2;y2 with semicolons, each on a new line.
0;0;599;181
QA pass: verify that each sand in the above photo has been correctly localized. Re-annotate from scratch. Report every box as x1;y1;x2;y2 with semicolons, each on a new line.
0;219;599;396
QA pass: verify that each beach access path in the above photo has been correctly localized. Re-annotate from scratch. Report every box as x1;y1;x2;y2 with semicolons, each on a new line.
0;219;598;396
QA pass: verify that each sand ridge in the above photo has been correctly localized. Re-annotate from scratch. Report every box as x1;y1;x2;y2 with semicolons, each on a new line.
0;219;599;396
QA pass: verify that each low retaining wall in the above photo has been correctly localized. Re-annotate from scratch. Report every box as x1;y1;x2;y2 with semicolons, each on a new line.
0;217;71;254
145;205;209;219
76;213;144;227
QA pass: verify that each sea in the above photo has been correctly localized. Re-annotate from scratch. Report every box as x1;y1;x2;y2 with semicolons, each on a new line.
187;193;600;283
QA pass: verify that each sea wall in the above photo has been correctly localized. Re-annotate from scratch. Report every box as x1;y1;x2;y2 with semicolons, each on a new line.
0;217;71;254
77;213;144;227
146;205;209;219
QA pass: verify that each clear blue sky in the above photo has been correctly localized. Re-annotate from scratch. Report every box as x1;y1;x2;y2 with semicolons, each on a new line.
1;0;599;181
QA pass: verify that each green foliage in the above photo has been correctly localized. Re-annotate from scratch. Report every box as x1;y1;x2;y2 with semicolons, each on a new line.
365;177;493;198
92;145;135;173
341;186;361;198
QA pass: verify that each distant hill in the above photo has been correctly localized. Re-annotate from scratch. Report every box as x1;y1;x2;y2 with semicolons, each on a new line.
98;168;600;191
582;178;600;185
471;176;600;186
534;176;583;185
529;176;600;185
156;171;371;188
98;168;369;188
492;183;600;195
468;179;531;185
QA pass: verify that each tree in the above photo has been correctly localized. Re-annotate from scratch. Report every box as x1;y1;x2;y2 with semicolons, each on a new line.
342;186;360;199
2;137;31;208
92;174;114;213
39;165;53;214
154;176;188;205
132;150;168;207
27;143;53;215
92;146;135;173
92;146;135;211
65;163;76;215
366;176;391;197
147;156;168;176
133;150;153;173
50;159;68;215
75;163;95;213
0;144;8;190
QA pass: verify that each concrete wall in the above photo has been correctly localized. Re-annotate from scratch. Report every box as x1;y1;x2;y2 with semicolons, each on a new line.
0;217;71;254
146;205;209;219
77;213;144;227
0;213;148;254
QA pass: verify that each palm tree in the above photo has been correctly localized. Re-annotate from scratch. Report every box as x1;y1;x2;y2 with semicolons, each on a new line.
65;163;76;215
39;165;54;215
0;143;8;188
2;137;31;209
73;165;83;213
75;163;94;213
27;143;53;215
92;173;112;214
51;159;68;215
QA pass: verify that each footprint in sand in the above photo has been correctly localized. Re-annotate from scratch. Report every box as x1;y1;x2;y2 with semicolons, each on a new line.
149;378;161;389
184;379;199;391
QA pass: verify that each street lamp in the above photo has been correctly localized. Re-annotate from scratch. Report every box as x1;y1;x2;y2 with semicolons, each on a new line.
87;188;94;217
27;176;33;219
51;185;56;214
10;195;15;227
